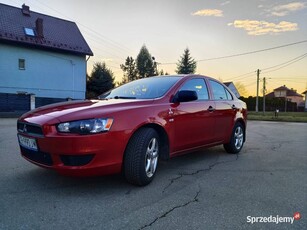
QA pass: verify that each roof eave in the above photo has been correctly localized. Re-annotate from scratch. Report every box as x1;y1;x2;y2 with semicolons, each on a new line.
0;38;93;56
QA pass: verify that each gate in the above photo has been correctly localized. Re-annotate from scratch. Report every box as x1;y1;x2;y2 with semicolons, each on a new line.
0;93;30;112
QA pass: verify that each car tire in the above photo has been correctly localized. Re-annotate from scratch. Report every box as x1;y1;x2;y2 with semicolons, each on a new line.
124;128;159;186
223;122;245;154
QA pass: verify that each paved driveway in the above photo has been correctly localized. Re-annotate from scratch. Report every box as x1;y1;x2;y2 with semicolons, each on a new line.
0;119;306;229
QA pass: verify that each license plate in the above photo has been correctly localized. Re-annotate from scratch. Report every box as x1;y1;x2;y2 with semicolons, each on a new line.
18;134;38;151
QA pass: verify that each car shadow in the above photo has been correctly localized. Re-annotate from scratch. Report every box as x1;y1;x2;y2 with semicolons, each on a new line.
13;146;236;196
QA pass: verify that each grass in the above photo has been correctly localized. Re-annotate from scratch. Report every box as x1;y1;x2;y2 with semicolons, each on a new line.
248;111;307;122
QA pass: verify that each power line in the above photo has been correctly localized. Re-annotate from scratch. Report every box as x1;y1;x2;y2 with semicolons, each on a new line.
31;0;134;55
262;53;307;71
272;76;307;79
87;59;121;70
269;79;307;84
198;41;307;62
244;82;256;87
262;53;307;74
224;71;256;81
160;40;307;65
224;52;307;82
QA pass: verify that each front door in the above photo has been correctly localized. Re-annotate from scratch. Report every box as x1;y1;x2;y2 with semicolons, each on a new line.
171;78;216;152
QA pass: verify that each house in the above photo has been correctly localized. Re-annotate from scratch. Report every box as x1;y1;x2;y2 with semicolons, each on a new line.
266;85;304;110
223;82;240;98
0;3;93;112
302;90;307;111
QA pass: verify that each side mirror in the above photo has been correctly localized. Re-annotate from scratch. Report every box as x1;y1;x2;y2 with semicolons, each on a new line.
173;90;198;103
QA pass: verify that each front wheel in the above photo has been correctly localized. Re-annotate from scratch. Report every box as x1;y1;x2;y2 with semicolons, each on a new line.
124;128;159;186
224;122;245;154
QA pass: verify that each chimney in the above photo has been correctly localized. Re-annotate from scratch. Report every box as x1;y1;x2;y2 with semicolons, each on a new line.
36;18;44;38
22;4;30;16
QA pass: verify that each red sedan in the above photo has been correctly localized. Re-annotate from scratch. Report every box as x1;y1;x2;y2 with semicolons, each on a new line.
17;75;247;185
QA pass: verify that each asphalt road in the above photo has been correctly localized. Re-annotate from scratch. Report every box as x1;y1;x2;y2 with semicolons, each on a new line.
0;119;306;230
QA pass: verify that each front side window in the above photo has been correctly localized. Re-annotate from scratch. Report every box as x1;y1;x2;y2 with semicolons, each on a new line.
19;59;25;70
209;80;230;100
179;78;209;100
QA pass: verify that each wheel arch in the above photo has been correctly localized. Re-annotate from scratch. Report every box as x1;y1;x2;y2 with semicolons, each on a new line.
140;123;170;160
124;123;170;161
235;118;246;142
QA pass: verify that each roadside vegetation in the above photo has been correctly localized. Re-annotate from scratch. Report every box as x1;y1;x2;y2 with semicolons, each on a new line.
248;111;307;122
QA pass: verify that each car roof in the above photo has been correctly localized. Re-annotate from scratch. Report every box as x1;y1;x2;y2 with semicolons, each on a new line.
154;74;218;81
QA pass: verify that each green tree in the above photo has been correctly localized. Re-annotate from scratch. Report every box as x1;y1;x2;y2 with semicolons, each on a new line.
86;62;115;98
120;56;138;84
158;69;169;75
176;48;197;74
159;69;165;75
136;45;156;78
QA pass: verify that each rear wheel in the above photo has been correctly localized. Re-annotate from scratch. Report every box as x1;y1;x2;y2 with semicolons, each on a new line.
124;128;159;186
224;122;245;154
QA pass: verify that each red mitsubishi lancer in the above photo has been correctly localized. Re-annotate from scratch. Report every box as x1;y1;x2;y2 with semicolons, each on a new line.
17;75;247;185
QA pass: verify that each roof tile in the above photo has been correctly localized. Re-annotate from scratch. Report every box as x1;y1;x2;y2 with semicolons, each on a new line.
0;3;93;56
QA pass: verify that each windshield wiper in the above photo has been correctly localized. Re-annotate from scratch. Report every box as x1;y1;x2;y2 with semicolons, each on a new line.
113;96;137;99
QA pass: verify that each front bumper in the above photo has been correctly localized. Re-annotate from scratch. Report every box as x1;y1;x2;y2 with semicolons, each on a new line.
18;123;128;177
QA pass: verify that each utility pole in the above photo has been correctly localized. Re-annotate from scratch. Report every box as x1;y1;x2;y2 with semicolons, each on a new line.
255;69;260;112
263;77;266;114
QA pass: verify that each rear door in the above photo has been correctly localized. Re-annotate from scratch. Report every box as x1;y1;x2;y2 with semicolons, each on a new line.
208;80;237;141
171;78;216;152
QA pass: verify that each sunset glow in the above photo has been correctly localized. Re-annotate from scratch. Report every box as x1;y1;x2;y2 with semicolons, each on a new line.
2;0;306;97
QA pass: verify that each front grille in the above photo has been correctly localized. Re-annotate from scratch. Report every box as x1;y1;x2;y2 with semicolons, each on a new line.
17;122;43;136
20;146;53;166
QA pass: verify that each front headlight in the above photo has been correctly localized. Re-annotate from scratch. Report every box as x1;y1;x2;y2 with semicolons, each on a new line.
57;118;113;134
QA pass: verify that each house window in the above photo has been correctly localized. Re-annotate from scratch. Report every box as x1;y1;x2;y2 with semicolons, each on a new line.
19;59;25;70
24;27;35;36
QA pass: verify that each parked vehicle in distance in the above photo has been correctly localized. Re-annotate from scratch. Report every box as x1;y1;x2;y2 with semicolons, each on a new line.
17;75;247;186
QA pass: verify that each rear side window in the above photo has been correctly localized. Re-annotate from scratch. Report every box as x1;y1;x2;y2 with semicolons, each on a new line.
209;80;232;100
179;79;209;100
225;88;233;100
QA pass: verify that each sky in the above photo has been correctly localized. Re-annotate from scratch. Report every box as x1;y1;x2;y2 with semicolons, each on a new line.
2;0;307;96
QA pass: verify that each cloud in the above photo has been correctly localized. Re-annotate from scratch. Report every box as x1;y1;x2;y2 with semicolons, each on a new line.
269;2;306;16
228;20;298;35
220;1;230;6
192;9;223;17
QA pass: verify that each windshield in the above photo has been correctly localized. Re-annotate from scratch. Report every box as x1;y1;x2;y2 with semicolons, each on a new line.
99;76;181;99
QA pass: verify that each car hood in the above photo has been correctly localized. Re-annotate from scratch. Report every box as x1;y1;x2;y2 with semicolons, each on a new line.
19;99;154;125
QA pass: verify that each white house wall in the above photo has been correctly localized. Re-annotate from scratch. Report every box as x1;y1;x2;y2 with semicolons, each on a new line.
0;44;86;99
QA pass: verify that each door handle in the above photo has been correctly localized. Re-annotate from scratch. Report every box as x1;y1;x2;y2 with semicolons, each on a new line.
208;106;215;112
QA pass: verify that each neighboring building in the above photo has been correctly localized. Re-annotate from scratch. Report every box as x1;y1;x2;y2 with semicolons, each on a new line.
266;85;304;110
0;3;93;112
223;82;240;98
302;90;307;111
